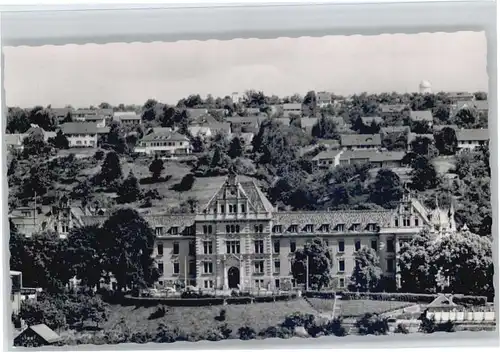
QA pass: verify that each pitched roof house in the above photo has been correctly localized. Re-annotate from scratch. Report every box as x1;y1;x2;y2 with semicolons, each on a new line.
361;116;384;125
136;131;192;156
410;110;433;123
340;134;382;149
14;324;62;347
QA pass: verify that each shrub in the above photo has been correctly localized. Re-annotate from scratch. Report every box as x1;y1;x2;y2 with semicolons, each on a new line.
420;315;455;333
281;312;316;331
94;150;105;161
322;318;347;337
238;326;257;340
355;313;390;335
394;323;410;334
155;323;181;343
148;306;166;320
258;326;292;339
215;309;226;322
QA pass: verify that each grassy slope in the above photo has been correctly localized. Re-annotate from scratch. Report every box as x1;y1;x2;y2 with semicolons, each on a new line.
102;299;317;336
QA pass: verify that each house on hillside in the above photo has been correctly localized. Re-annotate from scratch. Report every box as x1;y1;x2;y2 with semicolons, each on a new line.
9;196;86;238
14;324;62;348
282;103;302;118
187;108;209;121
114;112;142;127
25;124;57;141
275;117;291;126
313;149;405;169
317;92;333;107
312;150;343;168
50;107;73;123
410;110;433;126
340;134;382;150
380;126;410;135
300;117;318;134
447;92;475;103
83;115;107;128
188;126;213;139
60;122;100;148
455;128;489;152
450;100;489;118
244;107;261;116
226;116;261;133
379;104;408;119
5;133;26;151
432;124;459;132
74;108;113;120
135;131;192;156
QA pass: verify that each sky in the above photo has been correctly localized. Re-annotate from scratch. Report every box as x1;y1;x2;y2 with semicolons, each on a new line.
3;31;488;108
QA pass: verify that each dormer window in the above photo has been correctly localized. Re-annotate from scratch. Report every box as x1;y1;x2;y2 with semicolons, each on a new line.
304;224;314;233
320;224;330;232
394;217;399;227
289;225;298;233
273;225;283;233
367;223;377;232
228;205;234;213
155;226;164;236
403;217;411;227
351;223;361;231
220;205;225;213
336;224;345;232
170;227;178;235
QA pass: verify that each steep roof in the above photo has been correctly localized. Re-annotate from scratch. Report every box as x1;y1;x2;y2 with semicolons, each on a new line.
187;108;209;120
410;110;433;122
408;133;434;144
26;324;62;344
317;92;332;102
312;150;342;161
380;126;409;134
116;112;141;121
141;131;189;142
380;104;407;113
60;122;100;135
432;124;458;131
274;209;394;234
283;103;302;110
456;128;489;142
340;134;381;147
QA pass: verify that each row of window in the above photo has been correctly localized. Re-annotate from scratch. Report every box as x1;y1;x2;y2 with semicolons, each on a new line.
158;257;396;277
395;217;418;227
144;142;186;147
213;204;247;214
203;223;264;234
272;223;378;234
158;239;397;256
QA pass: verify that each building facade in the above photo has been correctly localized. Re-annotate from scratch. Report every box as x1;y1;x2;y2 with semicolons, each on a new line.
135;131;192;156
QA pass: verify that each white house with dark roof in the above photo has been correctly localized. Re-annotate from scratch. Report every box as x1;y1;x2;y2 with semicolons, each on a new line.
114;112;142;127
135;131;192;156
450;100;489;118
60;122;100;147
455;128;489;152
317;91;333;107
83;114;107;128
340;134;382;150
313;149;405;169
282;103;302;118
76;173;458;291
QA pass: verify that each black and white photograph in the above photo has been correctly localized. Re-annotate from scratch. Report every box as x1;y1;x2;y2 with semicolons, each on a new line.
2;10;495;348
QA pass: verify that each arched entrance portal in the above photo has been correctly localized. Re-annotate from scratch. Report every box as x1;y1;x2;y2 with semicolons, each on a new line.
227;267;240;289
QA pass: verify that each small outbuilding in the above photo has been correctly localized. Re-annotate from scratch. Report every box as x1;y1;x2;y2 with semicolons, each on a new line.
13;324;62;347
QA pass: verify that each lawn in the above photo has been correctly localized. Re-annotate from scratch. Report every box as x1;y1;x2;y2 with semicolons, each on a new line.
307;298;414;318
101;299;317;337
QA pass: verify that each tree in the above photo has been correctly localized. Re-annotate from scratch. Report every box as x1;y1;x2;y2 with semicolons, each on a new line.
105;122;128;154
101;208;159;291
6;107;31;133
228;136;244;159
369;169;404;209
149;156;165;181
311;116;339;139
303;91;317;117
22;132;52;159
454;107;477;128
348;247;382;292
23;161;52;198
49;129;70;149
397;230;437;293
410;136;438;158
66;225;105;289
117;171;142;203
96;151;122;188
291;238;333;290
433;229;493;297
20;297;67;331
191;135;206;153
410;156;438;191
434;127;458;155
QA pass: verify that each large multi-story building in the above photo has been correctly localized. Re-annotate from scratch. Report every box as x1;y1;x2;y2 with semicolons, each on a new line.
11;173;458;292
